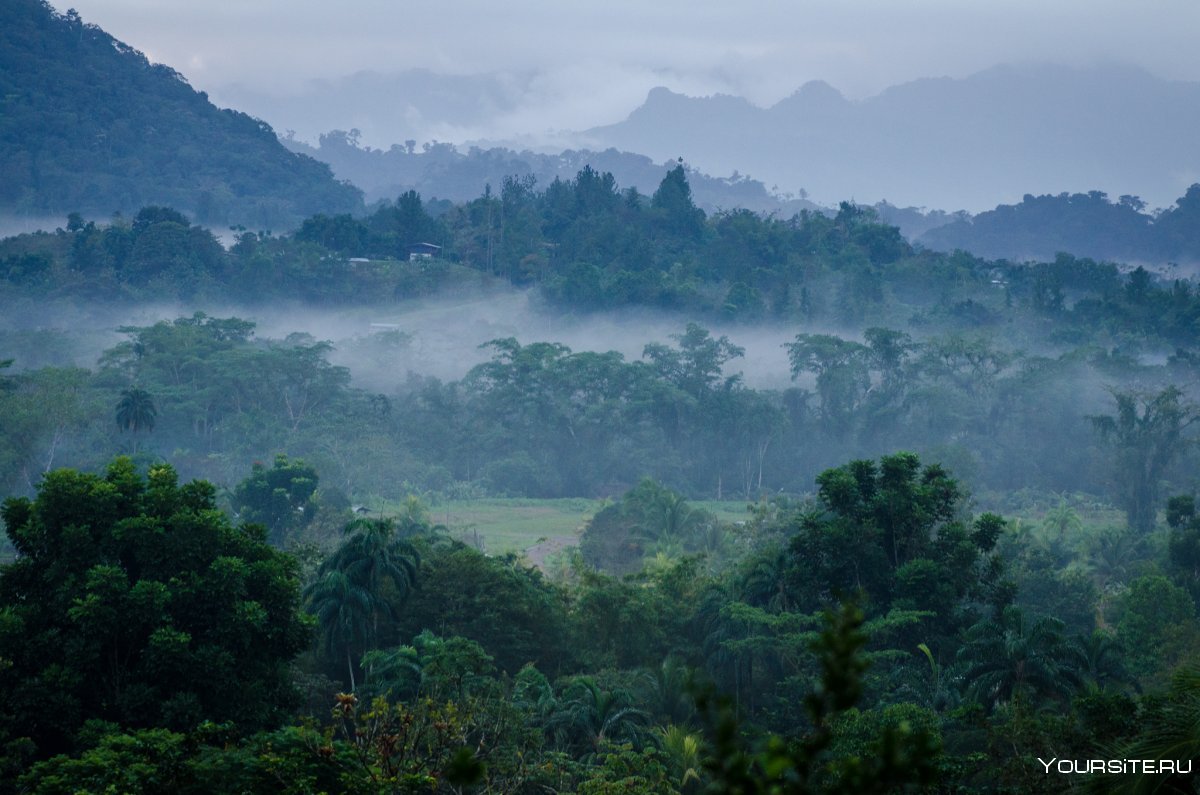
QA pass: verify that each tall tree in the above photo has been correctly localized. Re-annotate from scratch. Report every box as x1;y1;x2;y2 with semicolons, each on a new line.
785;334;870;438
306;517;420;686
304;569;372;690
114;386;156;451
1090;386;1199;533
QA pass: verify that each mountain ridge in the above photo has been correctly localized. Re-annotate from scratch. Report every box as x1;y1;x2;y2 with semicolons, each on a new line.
581;63;1200;211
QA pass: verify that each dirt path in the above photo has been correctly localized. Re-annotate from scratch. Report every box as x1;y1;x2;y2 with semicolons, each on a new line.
523;534;577;571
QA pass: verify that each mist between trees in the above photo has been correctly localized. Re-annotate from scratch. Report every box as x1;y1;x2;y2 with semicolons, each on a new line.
3;166;1200;792
3;166;1199;504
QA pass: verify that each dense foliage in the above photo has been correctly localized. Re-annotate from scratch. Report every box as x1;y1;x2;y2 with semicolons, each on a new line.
3;133;1200;791
920;187;1200;263
0;458;309;772
4;446;1199;792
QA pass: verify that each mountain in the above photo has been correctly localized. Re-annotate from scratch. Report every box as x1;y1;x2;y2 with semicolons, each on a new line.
0;0;362;228
918;186;1200;266
581;64;1200;212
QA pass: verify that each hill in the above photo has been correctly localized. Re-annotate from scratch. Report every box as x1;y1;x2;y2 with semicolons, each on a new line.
918;187;1200;266
282;132;821;215
582;64;1200;212
0;0;362;229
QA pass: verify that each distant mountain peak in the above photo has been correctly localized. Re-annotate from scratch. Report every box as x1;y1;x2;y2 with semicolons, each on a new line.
585;62;1200;211
771;80;849;116
645;85;680;103
784;80;846;104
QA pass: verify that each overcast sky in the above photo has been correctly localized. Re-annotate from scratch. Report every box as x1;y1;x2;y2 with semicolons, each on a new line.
52;1;1200;144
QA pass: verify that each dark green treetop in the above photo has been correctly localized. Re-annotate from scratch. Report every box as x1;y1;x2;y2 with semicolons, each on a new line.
0;457;311;762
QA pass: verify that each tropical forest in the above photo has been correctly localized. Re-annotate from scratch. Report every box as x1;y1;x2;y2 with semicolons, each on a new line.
3;1;1200;793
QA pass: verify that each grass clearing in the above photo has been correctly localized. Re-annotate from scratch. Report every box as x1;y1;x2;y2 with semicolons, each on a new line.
371;497;758;557
434;498;600;555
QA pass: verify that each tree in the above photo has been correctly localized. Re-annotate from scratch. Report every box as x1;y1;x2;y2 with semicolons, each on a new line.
625;479;708;559
696;602;940;794
651;164;705;241
785;334;870;437
0;458;310;762
324;517;420;620
783;453;1006;652
231;454;319;545
548;676;649;756
0;366;95;492
305;517;420;687
305;569;372;691
644;323;744;400
579;480;713;572
114;386;156;451
1116;574;1200;682
1090;386;1199;533
394;540;572;675
1106;667;1200;794
957;606;1082;710
1168;495;1200;602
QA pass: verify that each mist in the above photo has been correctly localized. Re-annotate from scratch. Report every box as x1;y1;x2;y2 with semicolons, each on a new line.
59;0;1200;150
1;290;809;392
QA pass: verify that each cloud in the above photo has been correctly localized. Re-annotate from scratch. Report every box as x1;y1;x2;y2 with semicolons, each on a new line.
56;0;1200;145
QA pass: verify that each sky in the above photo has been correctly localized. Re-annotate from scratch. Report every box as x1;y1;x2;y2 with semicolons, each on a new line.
52;0;1200;148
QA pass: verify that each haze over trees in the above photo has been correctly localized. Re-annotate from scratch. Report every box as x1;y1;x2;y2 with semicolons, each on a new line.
283;131;820;216
5;8;1200;792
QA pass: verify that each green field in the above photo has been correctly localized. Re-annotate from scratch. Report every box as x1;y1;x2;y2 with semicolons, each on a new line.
364;491;1132;562
374;497;757;557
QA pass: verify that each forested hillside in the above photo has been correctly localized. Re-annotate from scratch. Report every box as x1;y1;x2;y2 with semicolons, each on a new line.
920;186;1200;264
0;0;362;228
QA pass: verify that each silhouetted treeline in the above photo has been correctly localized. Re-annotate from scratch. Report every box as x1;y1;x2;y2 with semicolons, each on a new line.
920;187;1200;263
285;129;819;214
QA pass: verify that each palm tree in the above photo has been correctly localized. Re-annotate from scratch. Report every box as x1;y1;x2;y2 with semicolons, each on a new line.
957;605;1082;710
1087;526;1146;589
914;641;959;712
115;386;156;451
1087;526;1147;625
740;545;794;612
656;724;704;792
547;676;649;756
1042;498;1083;541
630;485;705;558
643;655;697;725
307;517;420;688
1075;629;1138;692
392;495;448;539
324;517;420;635
304;569;372;690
